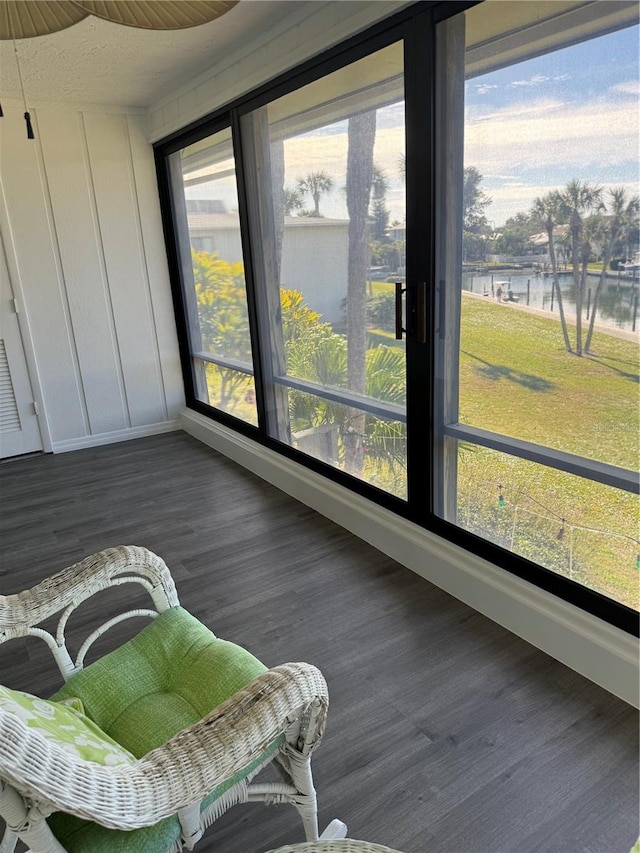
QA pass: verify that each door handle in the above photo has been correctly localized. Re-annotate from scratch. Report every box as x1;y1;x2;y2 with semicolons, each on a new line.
416;280;427;344
395;281;406;340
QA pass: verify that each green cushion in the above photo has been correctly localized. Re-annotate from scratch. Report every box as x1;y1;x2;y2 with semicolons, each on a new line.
46;606;278;852
47;737;284;853
51;606;267;757
47;812;181;853
0;685;134;766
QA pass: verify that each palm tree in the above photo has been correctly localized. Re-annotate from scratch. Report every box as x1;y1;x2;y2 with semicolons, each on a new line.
370;165;390;241
371;165;388;194
561;180;603;355
585;188;640;353
296;170;333;217
283;187;304;215
344;110;376;475
531;191;572;353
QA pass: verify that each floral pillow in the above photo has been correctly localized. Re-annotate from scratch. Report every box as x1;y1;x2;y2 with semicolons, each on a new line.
0;685;135;766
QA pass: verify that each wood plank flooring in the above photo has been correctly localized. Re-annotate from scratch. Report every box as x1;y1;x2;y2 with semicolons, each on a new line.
0;431;638;853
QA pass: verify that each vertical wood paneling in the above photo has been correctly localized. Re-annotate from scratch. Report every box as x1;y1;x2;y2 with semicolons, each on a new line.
83;112;166;427
127;113;184;418
1;103;181;451
37;110;128;435
0;104;88;444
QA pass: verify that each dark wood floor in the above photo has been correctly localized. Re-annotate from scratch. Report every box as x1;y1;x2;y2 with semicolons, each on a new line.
0;431;638;853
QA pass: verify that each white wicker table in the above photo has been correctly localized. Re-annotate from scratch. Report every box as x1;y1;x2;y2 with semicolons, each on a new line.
265;841;404;853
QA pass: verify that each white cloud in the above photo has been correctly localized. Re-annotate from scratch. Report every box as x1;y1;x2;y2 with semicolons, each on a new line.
509;74;550;88
278;86;637;226
485;174;523;181
465;96;637;169
467;98;565;124
609;80;640;97
464;95;639;223
476;83;498;95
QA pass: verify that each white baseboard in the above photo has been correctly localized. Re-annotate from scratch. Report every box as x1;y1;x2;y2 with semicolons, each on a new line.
52;420;181;453
181;408;639;708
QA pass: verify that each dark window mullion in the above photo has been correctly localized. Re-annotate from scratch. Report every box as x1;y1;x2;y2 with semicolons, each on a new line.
166;152;209;403
272;374;406;423
404;8;437;524
230;108;272;442
444;423;640;495
431;7;466;523
234;107;292;445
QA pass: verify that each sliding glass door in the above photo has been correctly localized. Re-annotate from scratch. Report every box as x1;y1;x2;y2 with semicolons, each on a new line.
433;2;639;614
239;42;408;499
156;0;639;632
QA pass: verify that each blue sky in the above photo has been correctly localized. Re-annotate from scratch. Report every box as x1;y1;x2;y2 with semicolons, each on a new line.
187;21;638;229
465;24;639;225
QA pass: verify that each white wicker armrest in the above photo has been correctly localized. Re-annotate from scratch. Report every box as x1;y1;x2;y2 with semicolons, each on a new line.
0;662;328;831
0;546;178;636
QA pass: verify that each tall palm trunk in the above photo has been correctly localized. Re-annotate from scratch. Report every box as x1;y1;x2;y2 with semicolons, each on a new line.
578;243;591;355
583;263;607;355
562;181;603;356
584;226;618;354
547;222;572;353
344;110;376;476
570;217;584;355
271;139;285;281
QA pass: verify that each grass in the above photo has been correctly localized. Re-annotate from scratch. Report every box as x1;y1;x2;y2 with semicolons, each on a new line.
459;295;638;470
367;329;404;348
459;294;639;609
369;280;395;296
203;294;639;609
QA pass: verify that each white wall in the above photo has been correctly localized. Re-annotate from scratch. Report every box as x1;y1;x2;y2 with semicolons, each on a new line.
191;216;349;324
0;102;184;452
281;221;349;324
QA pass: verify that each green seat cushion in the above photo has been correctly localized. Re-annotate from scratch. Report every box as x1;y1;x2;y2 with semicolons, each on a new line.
46;606;282;852
51;606;267;757
47;812;182;853
0;685;134;766
47;736;284;853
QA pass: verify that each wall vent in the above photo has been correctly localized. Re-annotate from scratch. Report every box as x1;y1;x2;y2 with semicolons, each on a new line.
0;339;21;434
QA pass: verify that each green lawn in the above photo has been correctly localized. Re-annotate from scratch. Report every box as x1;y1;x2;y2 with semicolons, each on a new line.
203;293;639;609
459;295;638;470
459;294;639;609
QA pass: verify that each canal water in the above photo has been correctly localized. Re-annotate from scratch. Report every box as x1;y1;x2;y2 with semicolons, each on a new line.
462;272;638;333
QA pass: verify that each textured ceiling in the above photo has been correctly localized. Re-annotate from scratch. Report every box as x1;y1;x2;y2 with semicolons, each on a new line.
0;1;304;108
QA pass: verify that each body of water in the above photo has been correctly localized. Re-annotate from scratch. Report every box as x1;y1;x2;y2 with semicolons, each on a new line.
462;272;638;333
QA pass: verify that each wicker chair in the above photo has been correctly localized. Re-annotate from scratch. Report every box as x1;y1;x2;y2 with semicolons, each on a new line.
0;546;329;853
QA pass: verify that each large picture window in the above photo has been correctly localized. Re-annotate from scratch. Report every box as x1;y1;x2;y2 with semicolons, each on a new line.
239;43;407;498
169;127;258;426
434;2;639;612
156;0;639;632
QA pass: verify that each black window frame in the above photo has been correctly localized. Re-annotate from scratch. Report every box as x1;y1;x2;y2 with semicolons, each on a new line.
154;0;639;636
